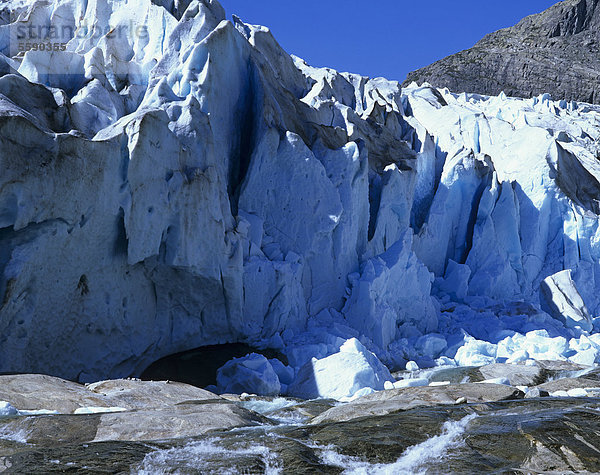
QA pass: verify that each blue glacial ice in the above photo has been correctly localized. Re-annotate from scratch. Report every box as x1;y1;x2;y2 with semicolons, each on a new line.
1;0;600;399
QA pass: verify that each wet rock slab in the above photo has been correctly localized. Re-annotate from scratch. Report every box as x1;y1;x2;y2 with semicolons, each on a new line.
0;440;154;474
0;374;219;413
0;374;268;448
5;398;600;474
3;386;600;473
426;361;587;387
0;374;109;414
304;398;600;473
86;378;220;409
0;400;267;445
312;383;524;424
95;401;267;442
463;398;600;473
535;377;600;393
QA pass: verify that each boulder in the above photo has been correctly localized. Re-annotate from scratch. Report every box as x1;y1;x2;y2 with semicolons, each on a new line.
263;398;337;423
532;359;589;380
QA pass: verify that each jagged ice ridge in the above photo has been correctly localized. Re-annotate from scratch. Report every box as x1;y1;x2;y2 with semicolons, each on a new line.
1;0;600;399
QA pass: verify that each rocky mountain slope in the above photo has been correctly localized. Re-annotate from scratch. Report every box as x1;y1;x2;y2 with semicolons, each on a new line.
404;0;600;104
1;0;600;399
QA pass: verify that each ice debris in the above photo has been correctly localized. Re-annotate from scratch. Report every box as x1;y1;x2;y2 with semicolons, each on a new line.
287;338;393;400
216;353;282;397
0;401;18;417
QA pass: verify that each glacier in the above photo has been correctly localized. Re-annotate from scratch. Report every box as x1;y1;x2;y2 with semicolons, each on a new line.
1;0;600;399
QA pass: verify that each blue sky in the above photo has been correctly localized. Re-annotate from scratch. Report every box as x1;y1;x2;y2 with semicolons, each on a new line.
218;0;558;82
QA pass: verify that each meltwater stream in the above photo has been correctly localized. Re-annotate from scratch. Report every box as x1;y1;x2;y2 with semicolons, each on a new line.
137;435;283;475
4;394;600;473
129;396;600;474
130;395;483;475
318;414;477;475
137;414;477;475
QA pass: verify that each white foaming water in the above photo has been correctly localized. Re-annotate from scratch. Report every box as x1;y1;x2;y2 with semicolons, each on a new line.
238;397;309;424
238;397;297;415
135;438;282;475
0;426;29;444
319;414;477;475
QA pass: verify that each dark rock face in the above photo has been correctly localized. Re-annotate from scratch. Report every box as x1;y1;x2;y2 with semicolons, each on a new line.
404;0;600;103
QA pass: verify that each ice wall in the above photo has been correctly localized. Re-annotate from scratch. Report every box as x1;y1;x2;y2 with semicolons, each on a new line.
1;0;600;380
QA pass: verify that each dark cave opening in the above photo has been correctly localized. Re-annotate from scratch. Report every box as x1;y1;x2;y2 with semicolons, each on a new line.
140;343;287;389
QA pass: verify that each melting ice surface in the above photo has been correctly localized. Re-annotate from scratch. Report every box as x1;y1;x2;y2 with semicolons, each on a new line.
319;414;477;475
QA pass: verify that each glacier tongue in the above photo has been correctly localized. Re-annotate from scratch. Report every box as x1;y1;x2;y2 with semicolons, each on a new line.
1;0;600;397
